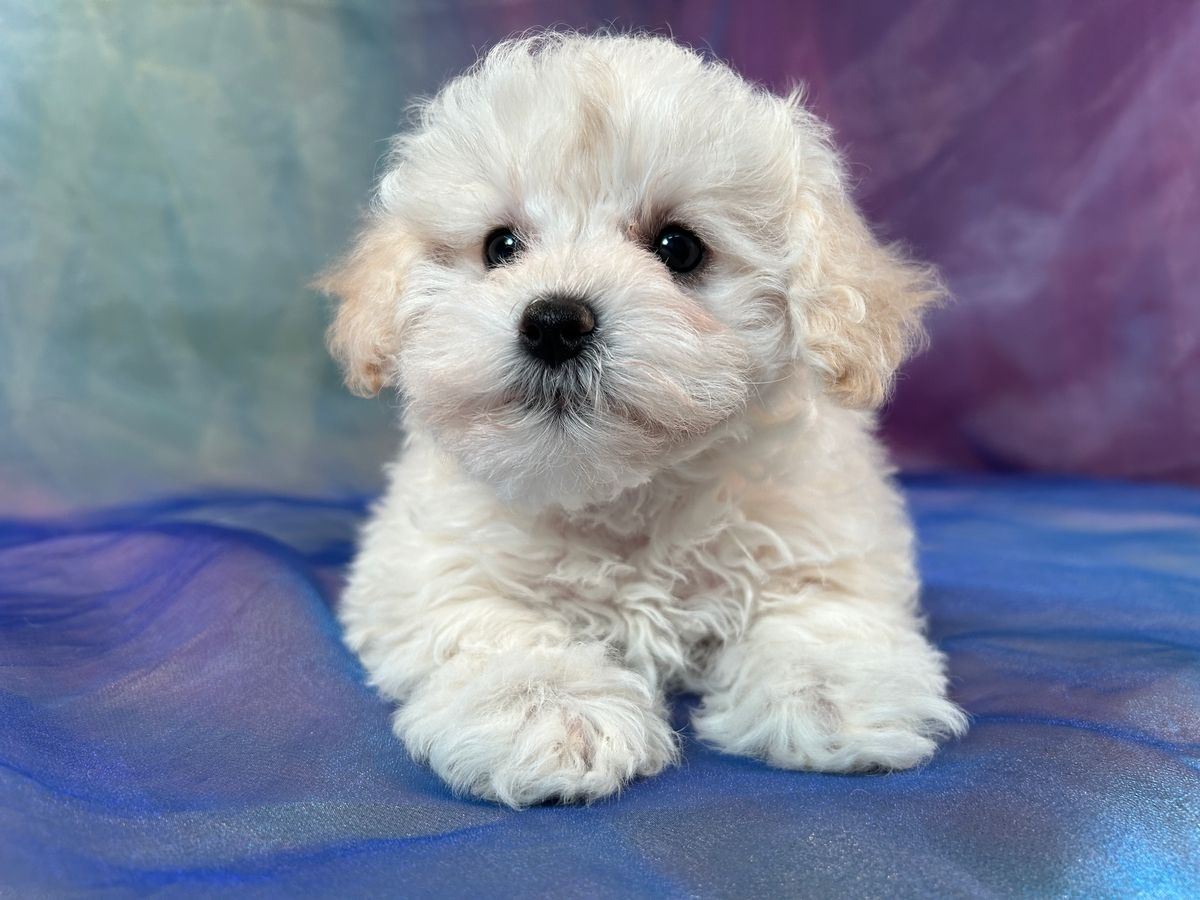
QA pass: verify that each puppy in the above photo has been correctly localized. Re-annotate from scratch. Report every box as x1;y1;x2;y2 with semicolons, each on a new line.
320;32;967;807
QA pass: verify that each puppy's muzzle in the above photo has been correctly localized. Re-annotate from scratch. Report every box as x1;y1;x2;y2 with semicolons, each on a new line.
519;297;596;368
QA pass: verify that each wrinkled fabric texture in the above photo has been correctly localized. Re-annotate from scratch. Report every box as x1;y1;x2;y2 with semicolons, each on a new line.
2;477;1198;898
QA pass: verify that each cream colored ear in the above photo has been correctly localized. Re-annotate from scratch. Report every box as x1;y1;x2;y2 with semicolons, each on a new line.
315;223;418;397
792;190;945;411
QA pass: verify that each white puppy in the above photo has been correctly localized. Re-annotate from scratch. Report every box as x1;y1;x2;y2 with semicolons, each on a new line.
320;32;967;807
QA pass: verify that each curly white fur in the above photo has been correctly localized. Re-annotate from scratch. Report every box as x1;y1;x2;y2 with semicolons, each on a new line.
320;32;968;807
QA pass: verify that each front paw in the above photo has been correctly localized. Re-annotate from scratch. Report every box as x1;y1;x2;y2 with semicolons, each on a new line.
692;634;967;772
395;643;678;807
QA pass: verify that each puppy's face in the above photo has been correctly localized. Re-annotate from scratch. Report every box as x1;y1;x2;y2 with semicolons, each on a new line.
322;35;939;508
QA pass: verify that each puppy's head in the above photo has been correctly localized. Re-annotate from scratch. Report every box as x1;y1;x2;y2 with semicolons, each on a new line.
320;33;941;507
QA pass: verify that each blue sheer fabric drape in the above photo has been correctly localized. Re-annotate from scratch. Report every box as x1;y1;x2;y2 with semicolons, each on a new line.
3;478;1198;896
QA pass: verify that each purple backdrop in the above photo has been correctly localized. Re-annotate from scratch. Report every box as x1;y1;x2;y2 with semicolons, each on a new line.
444;0;1200;485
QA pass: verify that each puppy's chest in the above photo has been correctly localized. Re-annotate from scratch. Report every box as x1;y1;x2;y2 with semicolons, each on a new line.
535;514;774;645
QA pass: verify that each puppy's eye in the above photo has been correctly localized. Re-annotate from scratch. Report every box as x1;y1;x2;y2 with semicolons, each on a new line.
652;226;704;274
484;228;522;268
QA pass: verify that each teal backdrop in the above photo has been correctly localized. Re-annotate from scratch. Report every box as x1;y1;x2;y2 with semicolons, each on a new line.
1;1;446;513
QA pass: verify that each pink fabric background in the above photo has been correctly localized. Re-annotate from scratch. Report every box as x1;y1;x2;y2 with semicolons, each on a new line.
447;0;1200;484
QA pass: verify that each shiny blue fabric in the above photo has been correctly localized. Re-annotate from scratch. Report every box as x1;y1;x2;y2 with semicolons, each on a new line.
2;476;1198;897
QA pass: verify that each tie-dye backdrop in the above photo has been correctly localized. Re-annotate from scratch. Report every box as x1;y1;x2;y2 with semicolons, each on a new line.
2;0;1197;514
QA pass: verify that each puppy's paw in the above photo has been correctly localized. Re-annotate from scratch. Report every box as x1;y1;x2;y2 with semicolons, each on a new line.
395;643;678;807
693;634;967;772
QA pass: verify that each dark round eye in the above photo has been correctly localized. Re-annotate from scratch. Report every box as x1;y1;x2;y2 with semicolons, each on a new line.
484;228;522;268
652;226;704;274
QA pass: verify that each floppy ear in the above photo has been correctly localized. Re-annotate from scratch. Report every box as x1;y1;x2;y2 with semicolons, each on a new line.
790;161;945;411
315;222;418;397
787;194;945;412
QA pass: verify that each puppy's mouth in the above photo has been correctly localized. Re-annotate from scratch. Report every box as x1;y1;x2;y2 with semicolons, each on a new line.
506;349;605;422
497;295;608;421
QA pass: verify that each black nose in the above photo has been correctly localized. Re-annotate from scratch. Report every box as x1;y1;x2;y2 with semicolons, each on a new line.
518;297;596;367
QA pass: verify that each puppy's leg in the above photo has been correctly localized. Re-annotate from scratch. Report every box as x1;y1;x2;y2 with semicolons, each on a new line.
692;589;966;772
399;634;677;807
349;596;678;807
